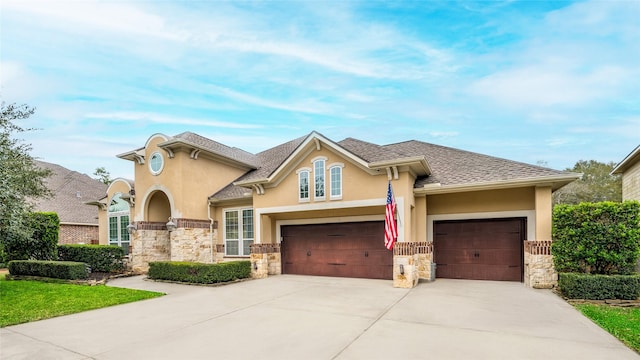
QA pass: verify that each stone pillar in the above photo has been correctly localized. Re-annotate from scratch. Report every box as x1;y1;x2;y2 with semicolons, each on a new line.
267;252;281;275
393;255;418;288
415;253;435;281
250;253;268;279
524;241;557;289
129;225;170;273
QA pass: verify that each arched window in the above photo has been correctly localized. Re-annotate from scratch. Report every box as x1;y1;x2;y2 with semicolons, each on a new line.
297;168;310;202
329;164;343;200
108;193;130;254
313;158;325;200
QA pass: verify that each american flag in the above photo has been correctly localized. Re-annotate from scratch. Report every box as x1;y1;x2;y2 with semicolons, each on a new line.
385;182;398;250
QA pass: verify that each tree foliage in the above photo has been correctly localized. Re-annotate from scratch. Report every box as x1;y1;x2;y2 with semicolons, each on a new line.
553;160;621;205
93;166;112;185
0;103;52;261
3;212;60;261
551;201;640;275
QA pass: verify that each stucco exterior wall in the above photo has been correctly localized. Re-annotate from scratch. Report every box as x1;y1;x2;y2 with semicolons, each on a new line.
427;187;535;215
132;135;249;222
622;160;640;201
535;186;552;241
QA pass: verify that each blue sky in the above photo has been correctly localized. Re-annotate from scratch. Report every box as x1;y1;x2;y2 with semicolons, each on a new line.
1;0;638;180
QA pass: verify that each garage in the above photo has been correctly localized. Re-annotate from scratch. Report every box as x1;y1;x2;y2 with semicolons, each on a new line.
434;218;525;281
281;221;393;280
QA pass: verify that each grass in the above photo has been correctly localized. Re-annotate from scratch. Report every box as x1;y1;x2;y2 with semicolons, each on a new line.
0;273;164;327
575;303;640;353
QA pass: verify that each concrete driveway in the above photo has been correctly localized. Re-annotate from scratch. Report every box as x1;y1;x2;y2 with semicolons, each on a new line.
2;275;637;359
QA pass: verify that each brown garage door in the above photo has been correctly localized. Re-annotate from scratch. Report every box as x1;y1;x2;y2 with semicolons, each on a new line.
281;221;393;280
434;218;525;281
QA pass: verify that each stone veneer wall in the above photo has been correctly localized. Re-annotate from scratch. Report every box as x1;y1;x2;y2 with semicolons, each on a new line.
129;219;217;273
249;244;282;279
524;240;557;289
129;225;170;273
393;242;433;288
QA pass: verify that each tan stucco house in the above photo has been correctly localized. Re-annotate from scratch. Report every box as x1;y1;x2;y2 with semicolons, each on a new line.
35;161;107;244
94;131;579;288
612;145;640;201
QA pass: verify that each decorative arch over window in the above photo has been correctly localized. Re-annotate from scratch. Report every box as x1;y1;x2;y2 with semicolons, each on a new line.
329;162;344;200
312;156;327;201
108;193;130;254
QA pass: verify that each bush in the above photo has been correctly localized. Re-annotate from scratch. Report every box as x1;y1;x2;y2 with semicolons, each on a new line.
58;245;125;273
2;212;60;261
148;261;251;284
8;260;89;280
552;201;640;275
558;273;640;300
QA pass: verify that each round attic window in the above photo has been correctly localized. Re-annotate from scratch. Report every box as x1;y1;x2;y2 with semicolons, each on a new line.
149;152;164;175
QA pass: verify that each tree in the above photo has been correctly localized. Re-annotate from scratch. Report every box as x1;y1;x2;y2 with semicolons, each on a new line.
93;166;112;185
0;103;52;261
553;160;622;205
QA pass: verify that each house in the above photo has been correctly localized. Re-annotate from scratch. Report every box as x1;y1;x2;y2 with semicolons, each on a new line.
93;131;580;288
611;145;640;201
34;161;108;244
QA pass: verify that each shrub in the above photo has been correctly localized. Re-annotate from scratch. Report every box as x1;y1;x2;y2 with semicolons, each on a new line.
58;245;125;273
148;261;251;284
558;273;640;300
552;201;640;275
8;260;89;280
2;212;60;261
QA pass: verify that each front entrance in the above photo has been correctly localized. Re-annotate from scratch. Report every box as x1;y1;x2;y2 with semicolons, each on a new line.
434;218;525;281
281;221;393;280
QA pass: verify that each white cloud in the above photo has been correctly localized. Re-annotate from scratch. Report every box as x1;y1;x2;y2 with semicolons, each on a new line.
86;112;262;129
429;131;459;138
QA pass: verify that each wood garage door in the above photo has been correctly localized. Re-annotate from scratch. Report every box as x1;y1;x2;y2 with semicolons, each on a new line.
281;221;393;280
434;218;525;281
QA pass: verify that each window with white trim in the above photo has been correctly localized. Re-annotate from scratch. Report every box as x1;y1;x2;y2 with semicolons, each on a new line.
297;168;310;202
224;208;254;256
313;158;325;200
149;151;164;175
329;164;343;200
108;193;130;255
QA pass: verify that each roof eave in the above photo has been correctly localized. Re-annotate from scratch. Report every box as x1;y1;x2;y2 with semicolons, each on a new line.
611;145;640;174
368;156;432;176
414;173;582;196
158;140;257;170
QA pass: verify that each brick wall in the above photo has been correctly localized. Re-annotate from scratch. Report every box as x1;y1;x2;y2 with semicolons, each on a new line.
59;224;99;245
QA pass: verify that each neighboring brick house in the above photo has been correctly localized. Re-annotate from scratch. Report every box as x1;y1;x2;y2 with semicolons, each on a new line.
94;131;580;288
611;145;640;201
34;161;108;244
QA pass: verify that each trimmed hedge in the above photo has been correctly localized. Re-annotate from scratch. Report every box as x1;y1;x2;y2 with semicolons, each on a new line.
558;273;640;300
148;261;251;284
552;201;640;275
8;260;89;280
58;245;125;273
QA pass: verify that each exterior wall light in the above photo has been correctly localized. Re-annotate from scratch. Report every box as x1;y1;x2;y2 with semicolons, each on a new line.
126;223;137;234
253;262;258;270
399;264;405;275
166;217;177;232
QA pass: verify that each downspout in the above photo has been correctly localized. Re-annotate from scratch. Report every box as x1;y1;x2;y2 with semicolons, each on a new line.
208;200;215;263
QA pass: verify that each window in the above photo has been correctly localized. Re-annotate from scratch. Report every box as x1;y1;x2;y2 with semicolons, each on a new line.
149;152;164;175
330;165;343;199
297;168;310;201
224;208;254;256
313;158;325;200
108;193;130;254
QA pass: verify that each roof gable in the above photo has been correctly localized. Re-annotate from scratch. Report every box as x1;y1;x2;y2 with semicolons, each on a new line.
611;145;640;175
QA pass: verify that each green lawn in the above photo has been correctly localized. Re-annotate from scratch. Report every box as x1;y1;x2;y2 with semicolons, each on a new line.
0;274;164;327
575;303;640;353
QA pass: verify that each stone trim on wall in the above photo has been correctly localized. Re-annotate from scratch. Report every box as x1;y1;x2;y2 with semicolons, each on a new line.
393;242;433;256
250;243;281;254
525;240;552;255
137;221;167;230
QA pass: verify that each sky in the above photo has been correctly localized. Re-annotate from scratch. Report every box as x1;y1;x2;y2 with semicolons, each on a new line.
1;0;639;180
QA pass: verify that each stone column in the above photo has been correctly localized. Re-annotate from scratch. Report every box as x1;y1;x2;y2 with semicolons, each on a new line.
393;255;418;288
524;241;557;289
250;253;268;279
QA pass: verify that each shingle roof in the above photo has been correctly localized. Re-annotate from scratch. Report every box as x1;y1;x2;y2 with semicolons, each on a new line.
203;132;575;201
34;161;108;225
171;132;258;167
383;140;568;187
